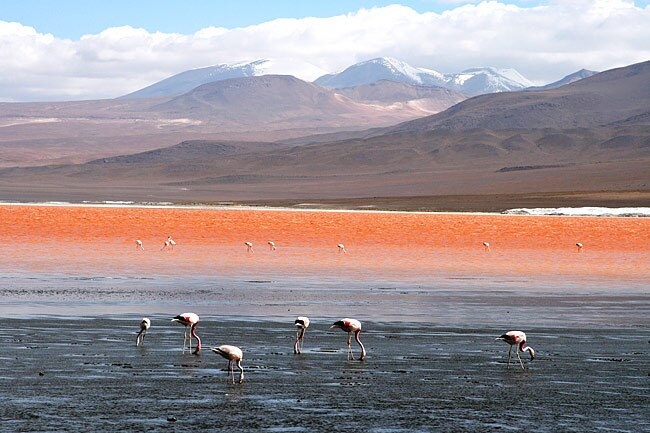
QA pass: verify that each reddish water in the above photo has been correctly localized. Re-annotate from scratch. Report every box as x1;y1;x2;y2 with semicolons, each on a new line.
0;205;647;288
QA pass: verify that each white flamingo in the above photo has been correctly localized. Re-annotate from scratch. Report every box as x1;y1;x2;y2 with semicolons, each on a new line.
135;240;144;251
483;242;491;252
294;316;310;354
496;330;536;369
245;242;254;253
136;317;150;346
331;318;366;361
171;313;201;354
337;244;347;254
268;241;276;251
211;345;244;384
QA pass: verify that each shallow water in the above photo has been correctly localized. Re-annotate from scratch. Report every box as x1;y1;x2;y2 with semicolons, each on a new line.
1;318;648;432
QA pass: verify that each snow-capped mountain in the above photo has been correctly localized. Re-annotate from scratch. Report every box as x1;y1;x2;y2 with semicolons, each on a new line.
445;67;533;94
315;57;533;94
314;57;447;89
120;59;327;99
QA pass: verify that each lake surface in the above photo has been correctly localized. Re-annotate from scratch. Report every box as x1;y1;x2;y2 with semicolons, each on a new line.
0;205;648;431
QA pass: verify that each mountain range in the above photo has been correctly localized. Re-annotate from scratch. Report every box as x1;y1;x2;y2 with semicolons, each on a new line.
0;59;648;208
314;57;533;94
121;57;539;100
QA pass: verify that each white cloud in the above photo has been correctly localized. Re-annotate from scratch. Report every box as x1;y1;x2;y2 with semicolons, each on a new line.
1;1;649;101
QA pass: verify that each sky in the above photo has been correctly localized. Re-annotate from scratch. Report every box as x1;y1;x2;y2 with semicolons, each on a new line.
1;0;649;101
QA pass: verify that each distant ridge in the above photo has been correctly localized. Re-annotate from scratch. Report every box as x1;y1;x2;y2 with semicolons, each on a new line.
527;69;598;91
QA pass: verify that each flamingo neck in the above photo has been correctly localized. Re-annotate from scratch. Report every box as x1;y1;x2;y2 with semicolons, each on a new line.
519;342;535;359
355;330;366;360
191;325;201;352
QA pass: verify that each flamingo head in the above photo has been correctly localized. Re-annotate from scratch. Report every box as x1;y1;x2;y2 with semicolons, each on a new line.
528;347;536;360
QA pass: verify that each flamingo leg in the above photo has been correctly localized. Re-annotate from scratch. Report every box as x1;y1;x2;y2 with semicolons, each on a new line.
182;327;188;353
507;345;512;368
516;347;525;369
347;332;355;360
294;330;300;354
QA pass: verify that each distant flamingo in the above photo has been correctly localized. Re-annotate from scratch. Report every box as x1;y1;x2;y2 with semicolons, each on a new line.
161;240;172;251
496;330;535;369
167;236;176;249
483;242;491;252
211;345;244;384
171;313;201;354
294;316;310;354
135;240;144;251
268;241;276;251
337;244;347;254
331;318;366;360
245;242;254;253
136;317;150;346
576;242;584;253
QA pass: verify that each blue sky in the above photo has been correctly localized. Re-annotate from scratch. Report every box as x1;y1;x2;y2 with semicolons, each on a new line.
2;0;550;39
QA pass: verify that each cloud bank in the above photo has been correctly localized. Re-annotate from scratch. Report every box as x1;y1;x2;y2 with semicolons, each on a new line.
1;0;649;101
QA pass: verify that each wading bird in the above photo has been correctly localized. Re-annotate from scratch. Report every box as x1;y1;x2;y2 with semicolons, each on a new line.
135;240;144;251
331;318;366;360
483;242;491;252
268;241;276;251
576;242;584;253
136;317;150;346
337;244;347;254
161;240;172;251
171;313;201;354
245;242;254;253
211;345;244;384
496;330;535;369
294;316;310;354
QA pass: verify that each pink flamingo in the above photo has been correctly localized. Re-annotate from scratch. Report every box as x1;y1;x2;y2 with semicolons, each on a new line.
337;244;347;254
496;330;535;369
135;240;144;251
244;242;254;253
331;318;366;360
268;241;276;251
161;240;172;251
211;345;244;384
294;316;310;354
171;313;201;354
136;317;150;346
576;242;583;253
483;242;491;252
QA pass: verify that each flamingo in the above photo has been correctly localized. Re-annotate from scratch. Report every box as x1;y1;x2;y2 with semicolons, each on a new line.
136;317;150;346
135;240;144;251
496;330;535;369
167;236;176;249
171;313;201;354
245;241;254;253
483;242;491;252
211;345;244;384
161;240;171;251
268;241;276;251
576;242;583;253
294;316;310;354
337;244;347;254
331;318;366;361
